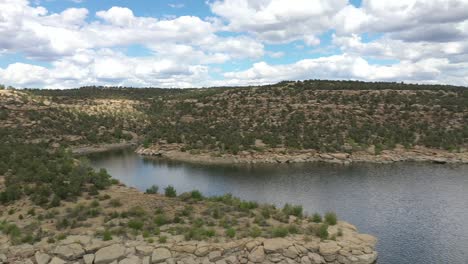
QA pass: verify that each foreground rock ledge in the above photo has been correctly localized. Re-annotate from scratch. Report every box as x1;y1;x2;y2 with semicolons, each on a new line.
2;232;377;264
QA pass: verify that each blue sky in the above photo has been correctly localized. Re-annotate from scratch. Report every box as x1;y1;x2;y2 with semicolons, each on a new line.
0;0;467;88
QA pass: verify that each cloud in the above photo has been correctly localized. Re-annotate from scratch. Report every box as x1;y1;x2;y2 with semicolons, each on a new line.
209;0;347;45
220;54;468;86
0;49;211;88
168;3;185;9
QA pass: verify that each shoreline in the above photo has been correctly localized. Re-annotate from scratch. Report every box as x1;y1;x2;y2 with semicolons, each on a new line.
71;142;137;155
136;145;468;165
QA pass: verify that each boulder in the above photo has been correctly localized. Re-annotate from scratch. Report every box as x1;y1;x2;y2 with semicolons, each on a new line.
248;246;265;263
34;252;51;264
53;243;85;260
194;246;211;257
151;248;171;263
49;257;67;264
282;246;299;259
263;238;292;253
136;246;154;256
307;253;325;264
95;244;127;264
83;254;95;264
208;250;223;262
119;255;141;264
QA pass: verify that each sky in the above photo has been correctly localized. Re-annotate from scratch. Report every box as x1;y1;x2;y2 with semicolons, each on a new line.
0;0;468;89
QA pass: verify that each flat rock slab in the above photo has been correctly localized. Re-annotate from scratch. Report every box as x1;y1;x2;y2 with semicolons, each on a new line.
95;244;126;264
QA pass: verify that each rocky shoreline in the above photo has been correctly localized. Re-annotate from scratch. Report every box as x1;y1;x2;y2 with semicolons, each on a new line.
136;144;468;165
0;184;378;264
2;232;377;264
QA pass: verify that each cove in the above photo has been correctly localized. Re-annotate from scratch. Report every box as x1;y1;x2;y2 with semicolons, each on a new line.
89;149;468;264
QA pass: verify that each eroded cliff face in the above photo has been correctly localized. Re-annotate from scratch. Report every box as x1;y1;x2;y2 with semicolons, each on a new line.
0;185;377;264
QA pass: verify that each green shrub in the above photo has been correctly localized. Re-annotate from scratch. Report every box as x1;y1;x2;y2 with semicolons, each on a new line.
145;185;159;194
164;185;177;197
190;190;203;200
27;208;35;216
312;213;322;223
249;226;262;238
317;224;329;240
103;230;112;241
109;199;122;207
324;212;337;225
225;228;236;238
159;235;167;243
288;224;299;234
90;200;100;207
282;203;303;217
271;226;288;238
128;219;144;230
154;214;168;226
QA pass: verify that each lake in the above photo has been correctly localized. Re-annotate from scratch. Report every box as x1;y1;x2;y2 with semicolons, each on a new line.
89;149;468;264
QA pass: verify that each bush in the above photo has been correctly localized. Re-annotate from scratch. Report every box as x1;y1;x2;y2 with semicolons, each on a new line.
128;219;144;230
225;228;236;238
324;212;337;225
190;190;203;200
154;214;168;226
282;203;303;217
164;185;177;197
103;230;112;241
312;213;322;223
145;185;159;194
159;236;167;243
109;199;122;207
271;226;288;238
249;226;262;238
317;224;329;240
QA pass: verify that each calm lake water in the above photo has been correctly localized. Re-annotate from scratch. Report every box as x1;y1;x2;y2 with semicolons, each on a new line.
89;149;468;264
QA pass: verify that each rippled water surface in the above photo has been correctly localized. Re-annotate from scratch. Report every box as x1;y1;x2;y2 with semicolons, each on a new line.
89;150;468;264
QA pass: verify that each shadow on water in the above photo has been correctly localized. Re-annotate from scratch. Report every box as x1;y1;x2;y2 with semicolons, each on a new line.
89;149;468;264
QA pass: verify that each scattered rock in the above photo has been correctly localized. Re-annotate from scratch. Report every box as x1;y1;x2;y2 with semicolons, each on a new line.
53;243;85;260
248;246;265;263
151;248;172;263
34;251;51;264
95;244;126;264
49;257;67;264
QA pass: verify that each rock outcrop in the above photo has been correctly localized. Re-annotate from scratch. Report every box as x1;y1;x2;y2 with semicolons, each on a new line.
1;232;377;264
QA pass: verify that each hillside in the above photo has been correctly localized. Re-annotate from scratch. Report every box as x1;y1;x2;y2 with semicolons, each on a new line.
2;80;467;163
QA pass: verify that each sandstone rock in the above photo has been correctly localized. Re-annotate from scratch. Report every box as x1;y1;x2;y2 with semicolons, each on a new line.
172;244;196;254
303;241;319;252
54;243;85;260
49;257;67;264
83;254;95;264
307;253;325;264
0;254;6;262
248;246;265;263
180;257;196;264
119;255;141;264
34;251;51;264
224;255;238;264
263;238;292;253
194;246;211;257
151;248;171;263
300;256;311;264
95;244;126;264
356;234;377;246
61;235;92;245
319;241;340;255
282;246;299;259
215;259;227;264
267;253;283;263
142;256;150;264
9;244;35;258
208;250;223;262
355;252;378;264
136;246;154;256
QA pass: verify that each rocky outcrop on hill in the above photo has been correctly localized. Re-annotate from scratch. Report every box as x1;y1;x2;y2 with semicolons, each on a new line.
2;232;377;264
136;144;468;165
